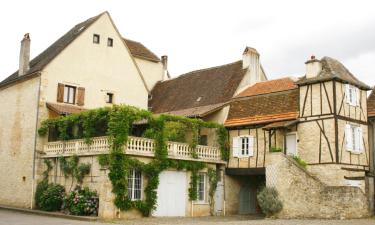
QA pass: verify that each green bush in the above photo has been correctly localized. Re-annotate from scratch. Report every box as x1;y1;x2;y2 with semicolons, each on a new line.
64;186;99;216
292;156;307;168
35;180;49;209
38;183;65;211
257;187;283;217
270;146;282;152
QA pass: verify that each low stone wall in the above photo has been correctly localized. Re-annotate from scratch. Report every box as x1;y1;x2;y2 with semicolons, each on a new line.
266;153;371;219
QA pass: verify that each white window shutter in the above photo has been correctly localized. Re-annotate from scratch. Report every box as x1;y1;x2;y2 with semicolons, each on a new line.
248;136;254;156
232;137;240;157
355;88;360;106
345;124;353;151
357;127;363;151
345;84;350;104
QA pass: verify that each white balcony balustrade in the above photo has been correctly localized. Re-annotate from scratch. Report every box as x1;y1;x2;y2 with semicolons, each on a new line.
42;136;223;163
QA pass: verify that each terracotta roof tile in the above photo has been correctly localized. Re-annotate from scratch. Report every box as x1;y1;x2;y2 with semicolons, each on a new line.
296;57;370;90
158;103;226;118
46;102;86;115
150;61;245;114
124;39;160;62
225;89;299;127
225;112;298;127
236;77;297;98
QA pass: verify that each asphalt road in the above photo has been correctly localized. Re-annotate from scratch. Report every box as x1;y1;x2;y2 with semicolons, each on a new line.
0;209;374;225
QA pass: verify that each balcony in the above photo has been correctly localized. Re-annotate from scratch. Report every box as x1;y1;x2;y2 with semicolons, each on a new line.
42;136;225;164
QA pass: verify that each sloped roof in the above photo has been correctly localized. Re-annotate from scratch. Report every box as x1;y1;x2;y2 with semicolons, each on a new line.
149;60;246;114
158;103;227;118
368;88;375;118
236;77;297;98
124;39;160;62
0;13;103;88
225;89;299;127
0;12;160;89
46;102;86;115
296;57;370;90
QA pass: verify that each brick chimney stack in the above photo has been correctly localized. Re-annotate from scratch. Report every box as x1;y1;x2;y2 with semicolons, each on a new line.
161;55;168;80
19;33;30;76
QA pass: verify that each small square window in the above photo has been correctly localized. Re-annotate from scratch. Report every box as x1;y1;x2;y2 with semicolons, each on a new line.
63;85;76;104
93;34;100;44
107;38;113;47
106;93;113;103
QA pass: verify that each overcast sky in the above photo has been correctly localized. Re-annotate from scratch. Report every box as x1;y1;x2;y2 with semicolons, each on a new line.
1;0;375;86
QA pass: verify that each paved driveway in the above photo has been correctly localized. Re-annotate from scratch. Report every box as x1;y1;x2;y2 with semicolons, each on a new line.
0;209;374;225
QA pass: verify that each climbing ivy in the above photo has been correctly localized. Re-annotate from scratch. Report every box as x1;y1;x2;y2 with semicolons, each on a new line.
39;104;228;216
58;155;91;191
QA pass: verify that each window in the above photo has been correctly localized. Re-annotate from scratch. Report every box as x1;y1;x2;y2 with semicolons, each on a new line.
128;169;142;200
199;135;208;146
232;135;254;157
346;84;359;106
63;85;76;104
345;124;363;152
107;38;113;47
197;173;206;202
106;93;113;103
93;34;100;44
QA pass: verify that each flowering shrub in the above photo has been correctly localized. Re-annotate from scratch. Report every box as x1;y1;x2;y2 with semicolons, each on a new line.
37;182;65;211
64;186;99;216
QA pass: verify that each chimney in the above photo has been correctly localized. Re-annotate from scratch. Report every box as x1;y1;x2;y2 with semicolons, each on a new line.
19;33;31;76
161;55;168;80
305;55;322;79
242;46;261;84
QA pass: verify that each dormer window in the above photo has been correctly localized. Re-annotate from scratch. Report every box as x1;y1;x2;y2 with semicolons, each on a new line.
106;93;113;104
93;34;100;44
346;84;359;106
107;38;113;47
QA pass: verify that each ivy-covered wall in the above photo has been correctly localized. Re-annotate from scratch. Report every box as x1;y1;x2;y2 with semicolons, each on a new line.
38;105;227;218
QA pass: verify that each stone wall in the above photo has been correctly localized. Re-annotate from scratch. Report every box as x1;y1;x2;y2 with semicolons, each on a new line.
0;76;40;208
266;153;371;219
43;154;216;219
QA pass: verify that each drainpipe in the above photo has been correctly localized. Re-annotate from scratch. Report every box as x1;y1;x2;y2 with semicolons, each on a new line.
31;75;42;209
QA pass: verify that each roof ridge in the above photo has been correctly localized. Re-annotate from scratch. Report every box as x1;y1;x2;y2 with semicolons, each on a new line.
159;60;243;84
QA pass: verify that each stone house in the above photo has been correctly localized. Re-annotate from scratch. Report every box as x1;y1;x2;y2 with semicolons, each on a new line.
0;12;225;219
224;56;373;218
1;10;374;219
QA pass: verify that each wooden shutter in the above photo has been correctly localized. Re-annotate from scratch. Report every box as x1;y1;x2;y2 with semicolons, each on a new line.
248;136;254;157
232;136;240;158
77;87;85;106
345;124;353;151
57;83;64;102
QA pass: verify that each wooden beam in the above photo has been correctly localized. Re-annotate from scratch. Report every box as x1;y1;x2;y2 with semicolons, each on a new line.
315;120;334;162
225;167;265;176
301;85;309;117
333;80;339;163
255;128;259;167
323;82;333;114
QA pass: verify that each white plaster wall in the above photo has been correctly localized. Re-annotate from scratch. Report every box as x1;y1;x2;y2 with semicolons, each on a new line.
134;58;163;90
40;13;149;110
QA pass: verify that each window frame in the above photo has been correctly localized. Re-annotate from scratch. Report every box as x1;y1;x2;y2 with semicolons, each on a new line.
106;92;114;104
128;169;142;201
107;38;113;47
345;124;363;153
346;84;359;106
63;85;76;104
196;172;207;203
93;34;100;44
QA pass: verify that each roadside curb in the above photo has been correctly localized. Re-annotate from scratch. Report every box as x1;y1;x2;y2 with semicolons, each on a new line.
0;205;98;222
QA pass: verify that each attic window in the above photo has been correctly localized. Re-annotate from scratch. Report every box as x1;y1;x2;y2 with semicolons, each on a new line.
106;93;114;104
196;97;202;102
107;38;113;47
93;34;100;44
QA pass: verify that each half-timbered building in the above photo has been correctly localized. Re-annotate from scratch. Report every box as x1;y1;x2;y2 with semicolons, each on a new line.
224;56;372;218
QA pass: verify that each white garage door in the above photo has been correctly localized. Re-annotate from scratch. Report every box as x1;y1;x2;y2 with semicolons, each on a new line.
153;171;187;217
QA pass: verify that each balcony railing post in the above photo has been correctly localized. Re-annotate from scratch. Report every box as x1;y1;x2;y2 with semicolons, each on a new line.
172;143;177;156
75;141;79;154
